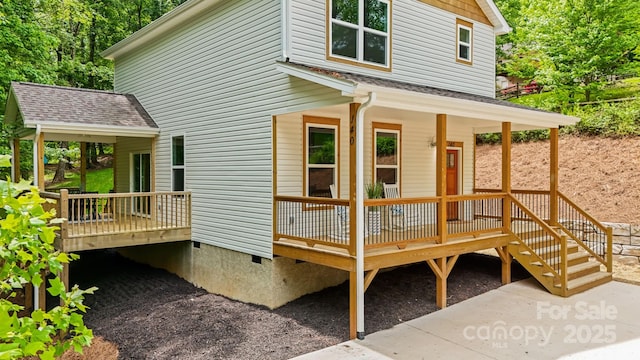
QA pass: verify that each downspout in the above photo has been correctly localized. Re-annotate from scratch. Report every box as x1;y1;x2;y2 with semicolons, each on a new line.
355;92;376;339
280;0;290;60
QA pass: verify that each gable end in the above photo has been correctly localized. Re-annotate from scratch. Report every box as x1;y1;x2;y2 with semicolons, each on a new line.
419;0;491;26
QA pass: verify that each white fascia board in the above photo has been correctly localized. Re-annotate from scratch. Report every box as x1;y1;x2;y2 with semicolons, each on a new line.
101;0;218;59
478;0;512;35
356;84;579;128
23;121;160;138
276;62;358;95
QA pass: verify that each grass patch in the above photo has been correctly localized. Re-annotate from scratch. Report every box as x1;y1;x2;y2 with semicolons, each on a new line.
47;167;113;193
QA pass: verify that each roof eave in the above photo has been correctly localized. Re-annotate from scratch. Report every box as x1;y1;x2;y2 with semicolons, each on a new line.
22;121;160;138
355;84;579;128
478;0;512;35
276;62;358;95
101;0;220;60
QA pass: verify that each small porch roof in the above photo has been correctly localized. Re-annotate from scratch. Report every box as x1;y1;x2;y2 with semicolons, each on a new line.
276;62;579;132
4;82;159;143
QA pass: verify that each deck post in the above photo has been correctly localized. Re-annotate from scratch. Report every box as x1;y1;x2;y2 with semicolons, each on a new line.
501;122;512;231
550;128;559;226
11;138;20;182
272;116;278;244
349;271;357;339
436;114;447;244
59;263;69;306
496;245;511;284
60;189;69;243
427;255;458;309
80;142;87;192
34;131;45;190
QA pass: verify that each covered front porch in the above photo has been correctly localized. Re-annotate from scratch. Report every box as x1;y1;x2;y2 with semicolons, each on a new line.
272;63;613;339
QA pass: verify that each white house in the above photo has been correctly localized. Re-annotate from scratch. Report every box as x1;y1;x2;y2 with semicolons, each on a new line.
5;0;612;339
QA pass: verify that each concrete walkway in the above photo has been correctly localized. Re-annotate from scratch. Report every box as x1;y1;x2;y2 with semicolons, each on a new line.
294;279;640;359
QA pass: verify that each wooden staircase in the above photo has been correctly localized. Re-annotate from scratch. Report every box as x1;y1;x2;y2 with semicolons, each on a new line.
509;231;612;297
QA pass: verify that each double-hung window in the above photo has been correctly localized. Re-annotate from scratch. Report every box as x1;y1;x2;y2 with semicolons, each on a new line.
172;136;184;191
373;122;400;186
456;19;473;65
304;116;340;198
329;0;390;68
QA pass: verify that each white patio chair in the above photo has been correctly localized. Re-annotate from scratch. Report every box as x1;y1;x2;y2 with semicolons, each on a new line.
329;184;349;238
383;183;422;229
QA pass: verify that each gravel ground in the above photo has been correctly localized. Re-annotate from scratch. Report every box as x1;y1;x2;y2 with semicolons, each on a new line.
71;250;529;359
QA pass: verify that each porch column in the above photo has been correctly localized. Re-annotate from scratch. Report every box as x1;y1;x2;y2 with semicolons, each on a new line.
11;138;20;182
33;131;45;190
500;122;512;284
550;128;559;225
435;114;447;244
80;142;87;192
112;143;117;192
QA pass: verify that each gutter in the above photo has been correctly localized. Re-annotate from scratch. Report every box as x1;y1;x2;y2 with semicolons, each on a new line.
355;92;376;339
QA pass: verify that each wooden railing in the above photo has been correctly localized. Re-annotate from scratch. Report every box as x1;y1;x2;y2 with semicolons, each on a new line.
274;193;509;251
510;195;568;294
41;190;192;240
476;188;612;272
558;191;612;272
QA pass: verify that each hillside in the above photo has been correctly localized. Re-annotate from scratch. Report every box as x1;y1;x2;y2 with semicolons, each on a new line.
475;135;640;224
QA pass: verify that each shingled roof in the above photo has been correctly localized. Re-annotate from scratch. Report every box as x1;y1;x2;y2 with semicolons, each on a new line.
284;62;549;114
5;82;158;132
277;61;577;129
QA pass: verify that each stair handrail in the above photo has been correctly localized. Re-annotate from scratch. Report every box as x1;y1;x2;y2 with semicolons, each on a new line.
509;195;567;285
557;191;613;272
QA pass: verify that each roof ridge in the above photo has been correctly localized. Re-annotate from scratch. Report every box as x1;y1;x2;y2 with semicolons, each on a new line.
12;81;124;96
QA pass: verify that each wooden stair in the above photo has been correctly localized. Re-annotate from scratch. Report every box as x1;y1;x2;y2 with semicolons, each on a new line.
508;235;612;297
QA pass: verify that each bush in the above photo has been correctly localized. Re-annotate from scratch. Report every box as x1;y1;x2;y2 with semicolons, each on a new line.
0;155;96;359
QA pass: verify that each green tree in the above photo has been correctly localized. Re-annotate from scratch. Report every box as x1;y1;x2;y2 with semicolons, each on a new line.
496;0;640;102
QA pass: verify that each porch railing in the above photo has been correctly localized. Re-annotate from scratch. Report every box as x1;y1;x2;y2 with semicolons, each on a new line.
476;188;612;272
41;190;192;240
274;193;508;251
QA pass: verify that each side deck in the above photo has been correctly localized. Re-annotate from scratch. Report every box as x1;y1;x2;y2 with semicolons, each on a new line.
42;190;192;252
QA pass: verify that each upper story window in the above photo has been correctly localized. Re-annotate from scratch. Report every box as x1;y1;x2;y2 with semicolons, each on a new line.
172;136;184;191
304;116;340;198
373;122;400;186
456;19;473;65
329;0;390;69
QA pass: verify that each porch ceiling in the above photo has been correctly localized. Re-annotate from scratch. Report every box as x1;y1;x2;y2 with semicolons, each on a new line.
276;62;579;132
4;82;160;142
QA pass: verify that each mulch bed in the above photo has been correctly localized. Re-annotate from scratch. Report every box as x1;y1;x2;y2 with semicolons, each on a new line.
71;250;529;360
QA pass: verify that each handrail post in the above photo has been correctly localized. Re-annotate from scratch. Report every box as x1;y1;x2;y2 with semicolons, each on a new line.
606;227;613;273
550;128;559;226
561;235;568;296
59;189;69;245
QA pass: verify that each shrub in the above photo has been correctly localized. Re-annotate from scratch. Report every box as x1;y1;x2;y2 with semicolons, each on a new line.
0;155;96;359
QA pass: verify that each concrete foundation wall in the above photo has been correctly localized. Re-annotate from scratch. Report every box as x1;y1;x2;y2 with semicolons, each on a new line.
119;242;348;309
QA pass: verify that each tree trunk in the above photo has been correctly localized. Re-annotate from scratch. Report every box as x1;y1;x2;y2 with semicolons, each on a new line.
52;142;69;183
98;143;105;156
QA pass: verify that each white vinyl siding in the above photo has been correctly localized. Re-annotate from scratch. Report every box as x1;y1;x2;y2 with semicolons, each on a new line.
114;137;153;193
289;0;496;97
277;112;475;202
113;0;348;258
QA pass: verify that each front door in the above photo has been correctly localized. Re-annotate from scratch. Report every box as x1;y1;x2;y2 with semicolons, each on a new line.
446;149;459;220
132;153;151;215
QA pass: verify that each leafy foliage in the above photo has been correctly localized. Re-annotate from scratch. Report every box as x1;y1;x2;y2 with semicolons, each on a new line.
496;0;640;102
376;136;397;156
0;155;97;359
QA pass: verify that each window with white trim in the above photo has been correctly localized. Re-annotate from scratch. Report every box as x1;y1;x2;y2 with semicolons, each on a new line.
329;0;390;67
373;122;400;186
172;136;184;191
456;19;473;65
304;117;339;198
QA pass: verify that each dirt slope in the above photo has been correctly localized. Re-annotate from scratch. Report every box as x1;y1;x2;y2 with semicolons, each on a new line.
475;135;640;224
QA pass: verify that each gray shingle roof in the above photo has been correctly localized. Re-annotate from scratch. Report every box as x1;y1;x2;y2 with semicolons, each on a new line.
9;82;158;129
284;62;551;114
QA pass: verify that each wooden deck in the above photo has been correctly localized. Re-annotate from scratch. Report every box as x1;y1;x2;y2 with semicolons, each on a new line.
42;190;192;252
